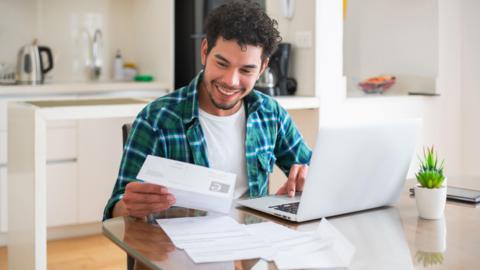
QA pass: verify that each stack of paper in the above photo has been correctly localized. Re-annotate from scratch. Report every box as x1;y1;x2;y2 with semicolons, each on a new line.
156;216;355;269
157;215;275;263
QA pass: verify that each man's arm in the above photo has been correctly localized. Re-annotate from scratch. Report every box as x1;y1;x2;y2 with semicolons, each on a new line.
273;105;312;197
103;114;175;220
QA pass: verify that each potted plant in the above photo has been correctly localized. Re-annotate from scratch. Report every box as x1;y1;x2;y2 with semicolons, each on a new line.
415;146;446;220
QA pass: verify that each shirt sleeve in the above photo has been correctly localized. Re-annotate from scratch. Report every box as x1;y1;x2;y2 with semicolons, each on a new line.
102;112;159;220
273;104;313;176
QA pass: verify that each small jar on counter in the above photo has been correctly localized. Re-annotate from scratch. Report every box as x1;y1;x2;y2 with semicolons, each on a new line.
123;62;138;81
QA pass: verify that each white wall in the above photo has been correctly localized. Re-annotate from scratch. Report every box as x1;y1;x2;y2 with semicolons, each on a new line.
316;0;465;180
266;0;316;97
0;0;174;88
460;0;480;176
0;0;37;69
344;0;438;95
37;0;134;82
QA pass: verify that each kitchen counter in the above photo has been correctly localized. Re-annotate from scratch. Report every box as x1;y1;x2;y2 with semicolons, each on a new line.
0;83;319;110
0;83;319;109
7;97;151;270
0;81;171;97
274;96;320;110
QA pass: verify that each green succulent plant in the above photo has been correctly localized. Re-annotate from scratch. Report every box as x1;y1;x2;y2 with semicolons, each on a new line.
416;146;445;189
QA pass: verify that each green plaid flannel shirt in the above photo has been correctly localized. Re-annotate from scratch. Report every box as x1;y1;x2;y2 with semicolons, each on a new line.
103;72;312;220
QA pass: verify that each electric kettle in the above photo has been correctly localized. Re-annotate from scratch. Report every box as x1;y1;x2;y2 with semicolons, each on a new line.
16;39;54;84
255;67;276;96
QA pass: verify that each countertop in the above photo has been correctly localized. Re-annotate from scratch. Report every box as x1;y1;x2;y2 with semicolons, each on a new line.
0;81;171;97
0;82;320;111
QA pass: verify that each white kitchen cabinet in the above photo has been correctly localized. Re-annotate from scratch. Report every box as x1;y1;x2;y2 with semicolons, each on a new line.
0;122;78;230
0;99;7;131
46;125;77;161
1;89;166;237
7;98;148;269
2;122;76;163
0;167;7;232
0;131;6;164
46;163;77;227
77;117;133;224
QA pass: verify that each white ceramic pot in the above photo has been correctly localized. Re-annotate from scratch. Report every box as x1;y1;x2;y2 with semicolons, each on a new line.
415;185;447;220
414;216;447;252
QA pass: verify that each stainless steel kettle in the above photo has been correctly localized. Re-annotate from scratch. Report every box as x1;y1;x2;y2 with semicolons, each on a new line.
255;67;276;96
16;39;54;84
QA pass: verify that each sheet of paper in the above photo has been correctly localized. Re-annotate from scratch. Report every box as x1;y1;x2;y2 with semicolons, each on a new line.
157;216;275;263
157;216;355;267
157;215;242;248
137;155;236;213
246;222;332;261
273;218;356;269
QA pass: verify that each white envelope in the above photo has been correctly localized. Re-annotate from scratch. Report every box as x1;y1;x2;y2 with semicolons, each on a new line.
136;155;236;214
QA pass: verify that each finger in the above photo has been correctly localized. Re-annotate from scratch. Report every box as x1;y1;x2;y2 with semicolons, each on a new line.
296;165;308;191
287;165;300;197
127;182;169;195
123;194;176;215
123;192;175;205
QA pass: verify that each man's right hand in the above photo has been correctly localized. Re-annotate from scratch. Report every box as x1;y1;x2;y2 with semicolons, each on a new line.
113;182;176;218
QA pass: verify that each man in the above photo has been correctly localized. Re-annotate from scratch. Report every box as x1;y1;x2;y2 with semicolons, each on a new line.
104;0;312;220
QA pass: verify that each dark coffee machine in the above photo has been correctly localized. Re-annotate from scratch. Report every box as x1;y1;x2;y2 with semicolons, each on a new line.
269;43;296;96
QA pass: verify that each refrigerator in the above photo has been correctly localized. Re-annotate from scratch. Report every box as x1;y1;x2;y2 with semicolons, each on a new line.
174;0;265;89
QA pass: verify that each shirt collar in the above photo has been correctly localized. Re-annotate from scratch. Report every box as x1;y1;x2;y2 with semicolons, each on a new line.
182;71;265;125
182;72;202;126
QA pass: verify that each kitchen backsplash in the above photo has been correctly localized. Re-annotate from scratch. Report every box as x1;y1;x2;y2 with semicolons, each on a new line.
0;0;173;86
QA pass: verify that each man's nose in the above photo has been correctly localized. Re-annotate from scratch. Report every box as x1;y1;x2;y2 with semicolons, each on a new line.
223;69;240;87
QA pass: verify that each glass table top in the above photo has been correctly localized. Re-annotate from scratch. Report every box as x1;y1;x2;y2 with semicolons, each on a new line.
103;179;480;270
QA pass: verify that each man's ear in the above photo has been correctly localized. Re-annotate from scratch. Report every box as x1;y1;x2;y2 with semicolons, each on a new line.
258;58;270;79
200;39;208;66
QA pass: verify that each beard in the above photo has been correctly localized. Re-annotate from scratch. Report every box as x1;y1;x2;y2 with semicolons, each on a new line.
206;80;244;110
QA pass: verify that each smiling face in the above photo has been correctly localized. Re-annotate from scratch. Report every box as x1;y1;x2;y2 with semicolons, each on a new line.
198;37;268;116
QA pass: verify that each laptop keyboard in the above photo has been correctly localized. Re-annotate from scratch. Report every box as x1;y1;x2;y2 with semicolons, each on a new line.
269;202;300;214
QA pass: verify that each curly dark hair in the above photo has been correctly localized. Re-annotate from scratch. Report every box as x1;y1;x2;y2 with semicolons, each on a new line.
204;0;282;62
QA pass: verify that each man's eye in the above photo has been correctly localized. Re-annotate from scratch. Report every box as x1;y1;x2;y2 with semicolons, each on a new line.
217;62;227;67
240;69;253;74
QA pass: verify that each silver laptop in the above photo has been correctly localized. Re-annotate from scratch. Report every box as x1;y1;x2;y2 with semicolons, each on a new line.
237;120;420;222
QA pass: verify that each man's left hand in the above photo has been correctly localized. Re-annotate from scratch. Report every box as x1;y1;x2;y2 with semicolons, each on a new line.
275;164;309;197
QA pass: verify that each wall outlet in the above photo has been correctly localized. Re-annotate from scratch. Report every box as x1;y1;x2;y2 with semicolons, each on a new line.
295;31;313;49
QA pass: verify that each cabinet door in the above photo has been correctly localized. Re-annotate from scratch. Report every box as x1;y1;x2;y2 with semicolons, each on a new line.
46;162;78;227
0;99;7;131
0;131;6;165
46;126;77;161
0;167;7;232
77;117;133;223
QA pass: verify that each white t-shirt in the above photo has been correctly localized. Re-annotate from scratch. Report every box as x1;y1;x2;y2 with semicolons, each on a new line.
199;104;248;198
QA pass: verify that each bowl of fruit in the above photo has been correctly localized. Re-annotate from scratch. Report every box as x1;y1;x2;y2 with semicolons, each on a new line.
358;75;396;94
